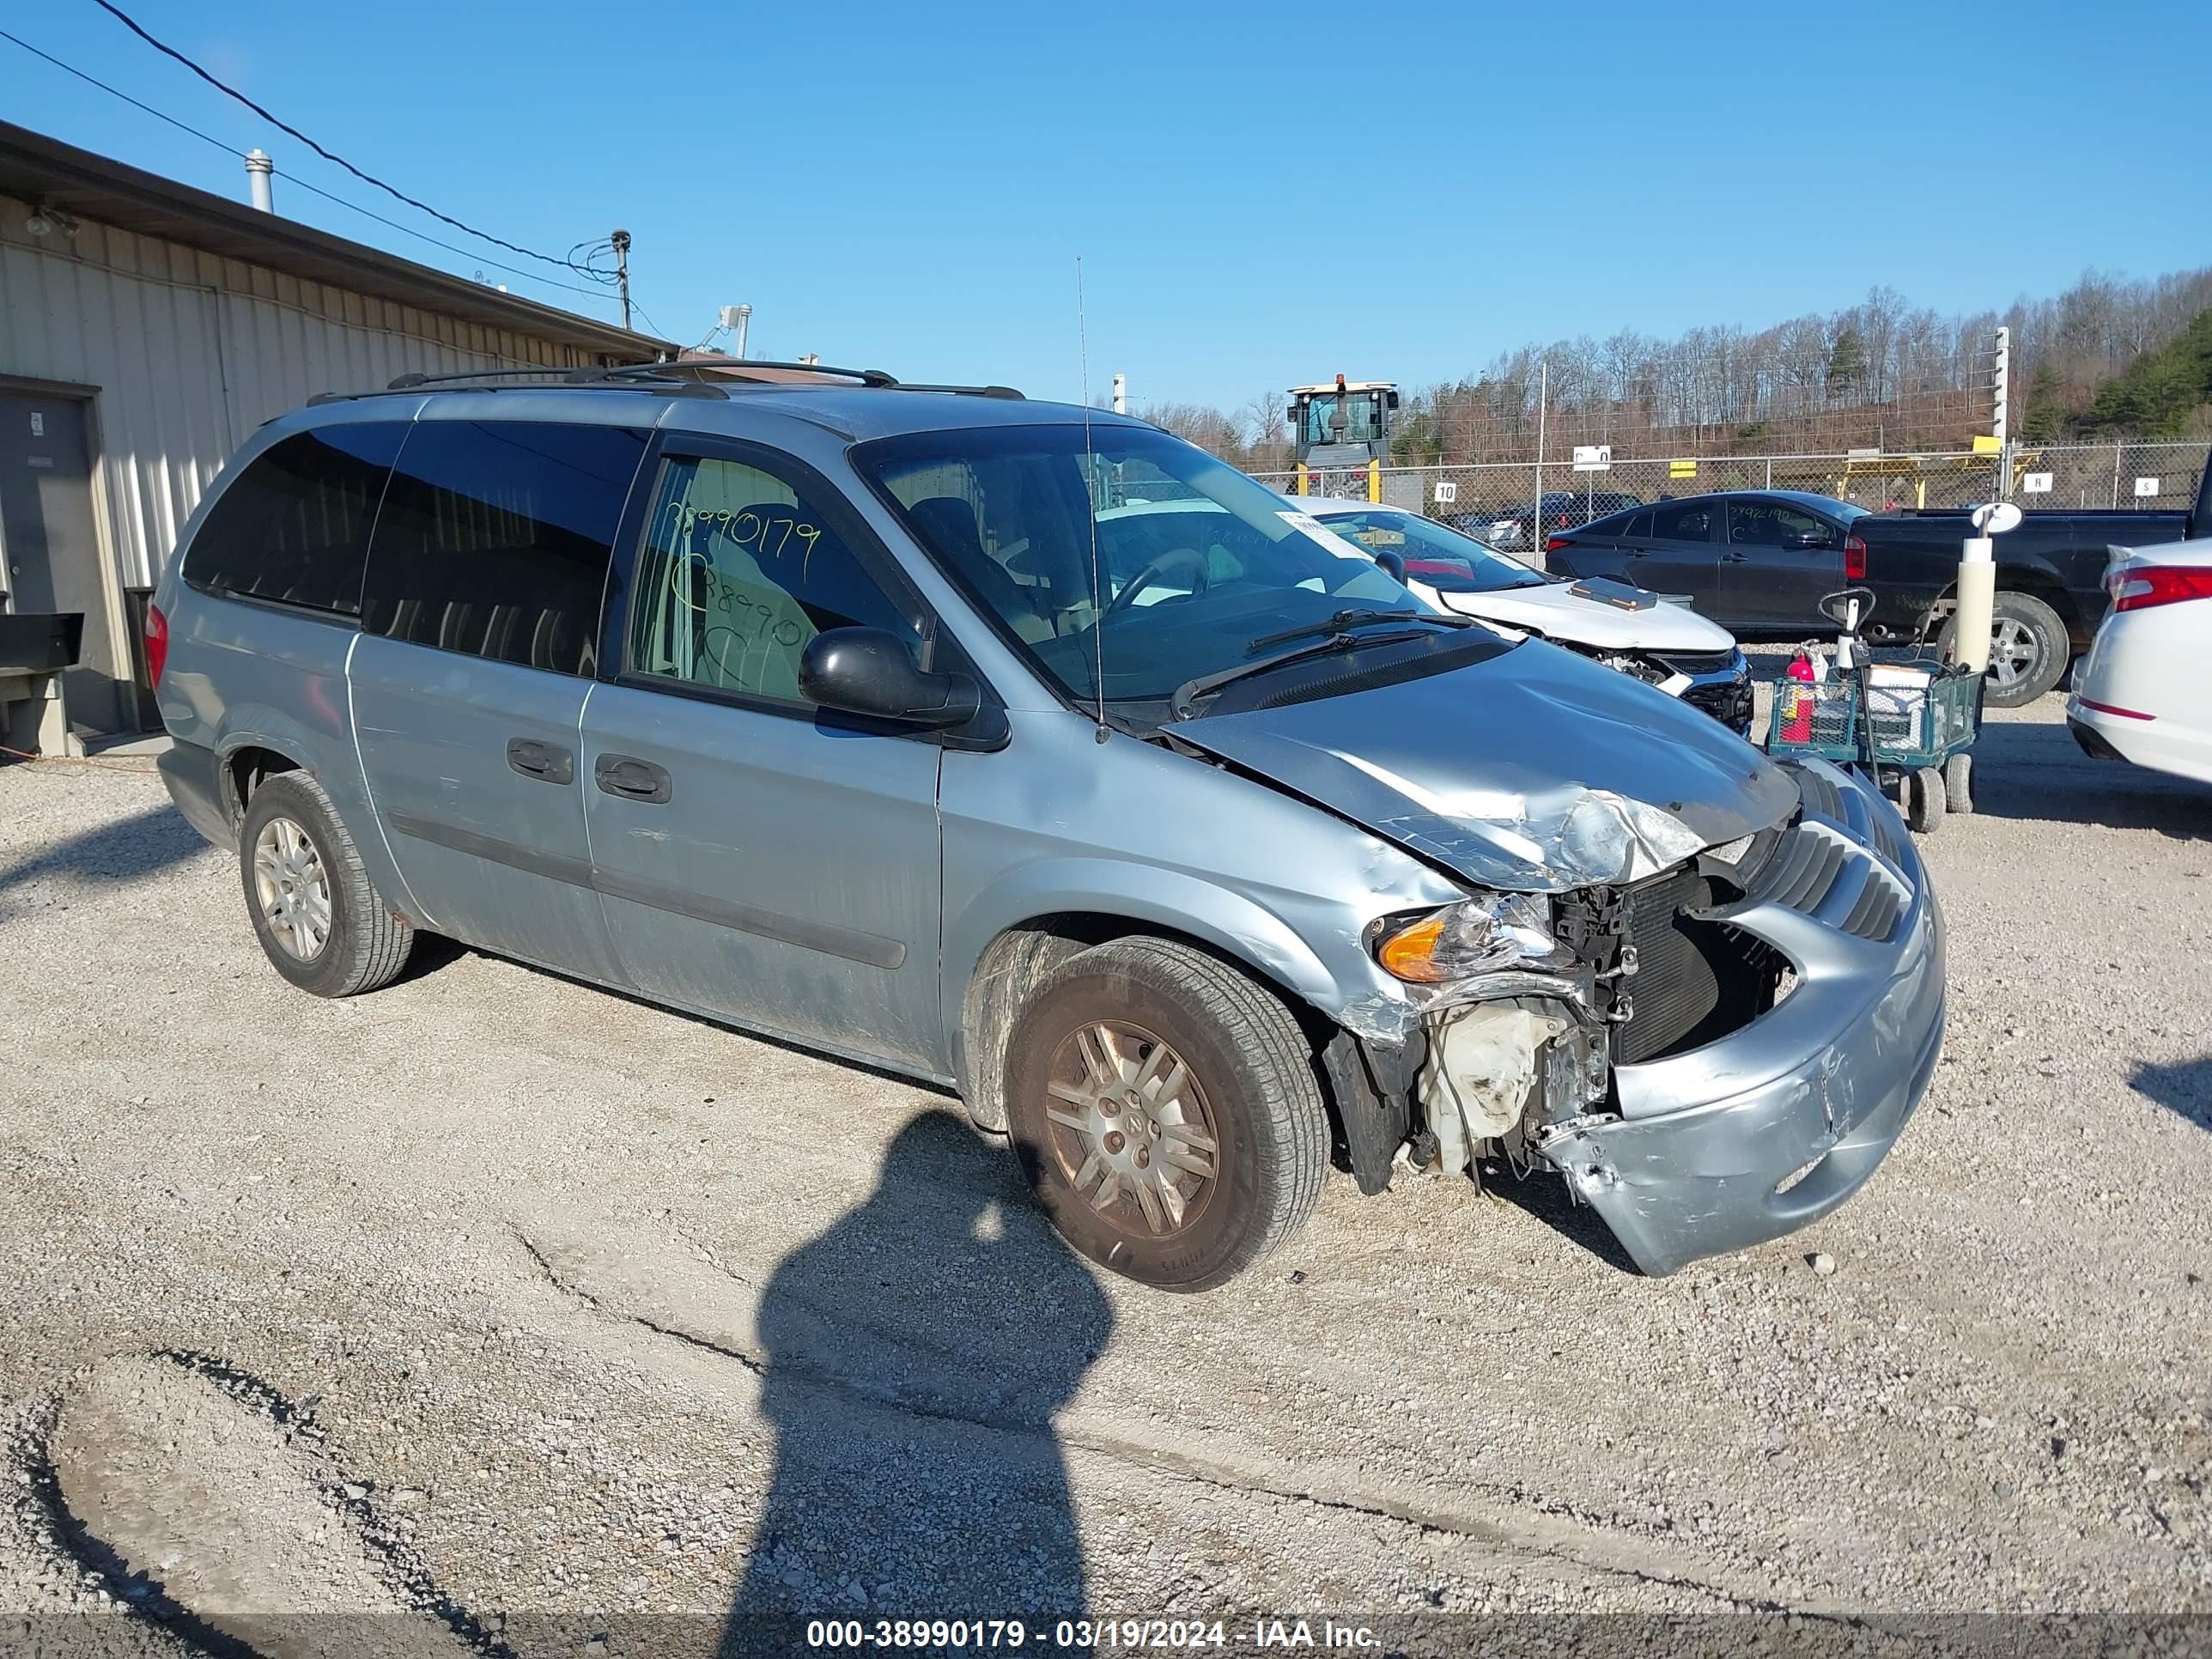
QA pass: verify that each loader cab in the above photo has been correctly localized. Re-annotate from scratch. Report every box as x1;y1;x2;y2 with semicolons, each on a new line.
1288;376;1398;501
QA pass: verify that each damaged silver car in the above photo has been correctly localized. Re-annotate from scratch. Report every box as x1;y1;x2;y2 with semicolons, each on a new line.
151;366;1944;1292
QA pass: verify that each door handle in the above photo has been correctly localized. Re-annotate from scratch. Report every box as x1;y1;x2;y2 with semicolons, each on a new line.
594;753;672;805
507;738;574;784
1723;552;1750;563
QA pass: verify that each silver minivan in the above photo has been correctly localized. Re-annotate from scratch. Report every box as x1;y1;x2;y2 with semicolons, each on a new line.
150;364;1944;1291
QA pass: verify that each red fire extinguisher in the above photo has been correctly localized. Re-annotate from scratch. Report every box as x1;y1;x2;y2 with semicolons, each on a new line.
1782;649;1817;744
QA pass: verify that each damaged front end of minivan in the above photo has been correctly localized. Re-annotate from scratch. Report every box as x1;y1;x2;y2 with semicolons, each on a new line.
1179;647;1945;1277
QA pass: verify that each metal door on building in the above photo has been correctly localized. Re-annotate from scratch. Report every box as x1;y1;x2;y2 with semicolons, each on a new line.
0;389;125;733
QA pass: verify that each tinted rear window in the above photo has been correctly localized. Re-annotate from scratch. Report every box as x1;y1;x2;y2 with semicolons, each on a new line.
180;425;405;615
362;421;647;677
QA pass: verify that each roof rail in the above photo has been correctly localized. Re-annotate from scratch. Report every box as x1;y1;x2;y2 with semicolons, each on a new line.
640;358;900;389
653;360;1024;398
387;365;610;390
386;362;714;392
897;382;1025;401
368;360;1025;400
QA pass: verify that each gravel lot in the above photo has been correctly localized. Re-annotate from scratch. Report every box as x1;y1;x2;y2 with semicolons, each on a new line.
0;692;2207;1653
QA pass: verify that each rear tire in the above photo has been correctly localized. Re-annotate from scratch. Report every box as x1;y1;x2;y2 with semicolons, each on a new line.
238;771;414;998
1003;938;1328;1293
1943;751;1974;814
1940;592;2068;708
1906;766;1947;834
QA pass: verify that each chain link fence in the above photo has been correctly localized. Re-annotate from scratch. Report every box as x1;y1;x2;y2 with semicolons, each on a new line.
1252;441;2208;546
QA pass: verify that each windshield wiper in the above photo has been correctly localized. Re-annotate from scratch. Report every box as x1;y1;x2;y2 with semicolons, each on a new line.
1245;606;1465;654
1169;629;1430;721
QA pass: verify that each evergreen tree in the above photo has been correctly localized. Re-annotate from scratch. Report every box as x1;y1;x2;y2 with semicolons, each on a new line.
2019;363;2063;445
1826;328;1867;401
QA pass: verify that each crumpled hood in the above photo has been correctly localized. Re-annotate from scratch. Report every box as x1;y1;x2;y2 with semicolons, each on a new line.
1425;580;1737;653
1176;637;1798;892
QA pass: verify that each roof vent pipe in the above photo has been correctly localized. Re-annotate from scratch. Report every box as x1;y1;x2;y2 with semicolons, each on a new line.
244;149;273;212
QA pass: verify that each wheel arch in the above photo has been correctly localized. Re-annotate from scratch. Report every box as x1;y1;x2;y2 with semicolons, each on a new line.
219;741;306;828
945;868;1367;1136
212;703;411;921
1929;564;2087;643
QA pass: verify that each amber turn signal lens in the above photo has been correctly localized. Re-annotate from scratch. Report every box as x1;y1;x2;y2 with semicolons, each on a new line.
1376;914;1452;982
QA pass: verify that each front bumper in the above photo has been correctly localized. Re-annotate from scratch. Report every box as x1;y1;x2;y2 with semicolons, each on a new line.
1540;760;1944;1274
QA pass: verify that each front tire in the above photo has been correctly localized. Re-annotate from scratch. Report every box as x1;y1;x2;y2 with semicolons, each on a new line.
1940;592;2068;708
238;771;415;998
1003;938;1328;1292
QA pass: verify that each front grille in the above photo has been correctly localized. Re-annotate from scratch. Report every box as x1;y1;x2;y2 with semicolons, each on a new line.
1745;817;1849;912
1758;764;1911;942
1655;648;1740;675
1614;871;1781;1064
1794;764;1844;822
1680;677;1755;733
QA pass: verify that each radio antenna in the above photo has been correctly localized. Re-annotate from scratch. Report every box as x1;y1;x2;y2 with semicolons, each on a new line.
1078;256;1109;744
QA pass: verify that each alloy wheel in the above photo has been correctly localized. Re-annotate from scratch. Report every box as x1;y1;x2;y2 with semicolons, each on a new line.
1985;617;2038;690
252;817;331;961
1042;1020;1219;1239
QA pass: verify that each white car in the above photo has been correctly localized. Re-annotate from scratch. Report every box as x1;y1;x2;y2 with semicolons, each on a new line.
2066;534;2212;784
1291;498;1753;732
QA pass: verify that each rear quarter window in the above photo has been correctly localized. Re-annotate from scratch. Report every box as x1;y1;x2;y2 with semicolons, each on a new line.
179;424;406;615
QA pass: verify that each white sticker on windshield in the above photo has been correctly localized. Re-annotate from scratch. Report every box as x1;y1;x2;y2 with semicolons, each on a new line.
1279;510;1375;562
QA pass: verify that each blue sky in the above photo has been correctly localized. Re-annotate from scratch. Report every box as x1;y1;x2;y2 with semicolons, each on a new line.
8;0;2209;410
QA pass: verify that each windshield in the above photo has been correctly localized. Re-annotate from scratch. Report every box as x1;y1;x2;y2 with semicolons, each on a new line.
1297;391;1386;448
856;423;1430;703
1311;508;1549;594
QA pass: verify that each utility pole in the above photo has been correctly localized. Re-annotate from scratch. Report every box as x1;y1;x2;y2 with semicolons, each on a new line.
1111;372;1126;415
1991;325;2010;500
611;228;633;331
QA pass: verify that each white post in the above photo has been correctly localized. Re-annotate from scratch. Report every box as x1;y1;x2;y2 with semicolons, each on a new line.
1531;362;1547;562
732;304;750;359
1953;501;2019;674
244;149;274;212
1111;372;1126;415
1954;536;1995;673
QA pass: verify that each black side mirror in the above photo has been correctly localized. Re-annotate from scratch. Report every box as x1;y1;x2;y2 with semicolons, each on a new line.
1818;586;1876;629
799;628;981;728
1372;547;1408;584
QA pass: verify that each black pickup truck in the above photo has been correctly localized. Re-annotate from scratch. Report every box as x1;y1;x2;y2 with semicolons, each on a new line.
1849;501;2197;704
1543;471;2210;706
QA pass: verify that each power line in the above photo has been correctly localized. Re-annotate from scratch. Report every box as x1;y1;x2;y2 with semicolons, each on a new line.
88;0;595;277
0;26;630;311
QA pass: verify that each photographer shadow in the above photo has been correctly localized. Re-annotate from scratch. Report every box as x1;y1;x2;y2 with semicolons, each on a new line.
720;1109;1113;1656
